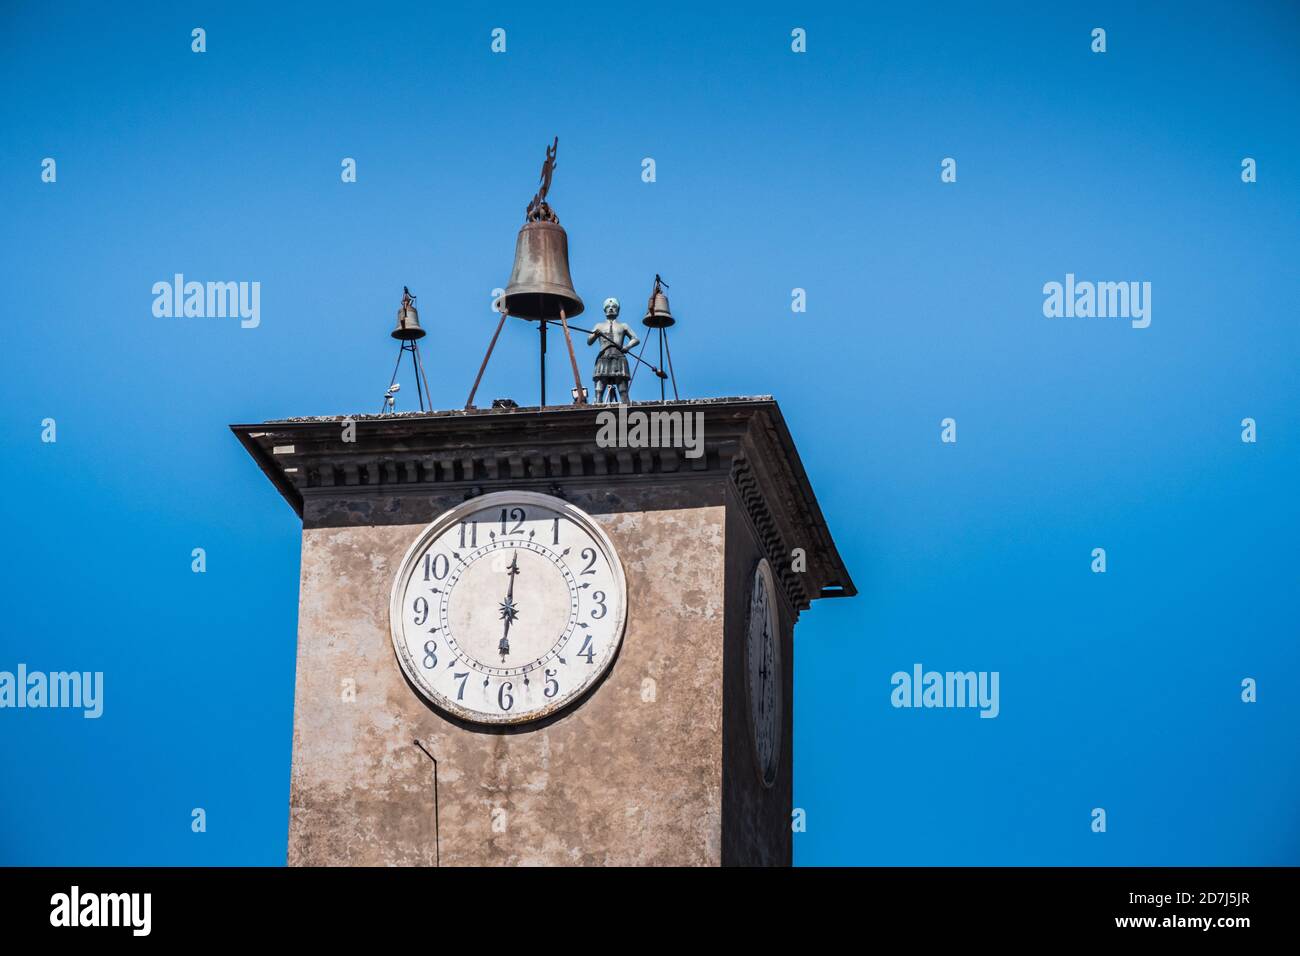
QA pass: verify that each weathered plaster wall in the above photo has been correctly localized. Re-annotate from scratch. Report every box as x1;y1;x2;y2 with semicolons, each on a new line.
288;480;729;866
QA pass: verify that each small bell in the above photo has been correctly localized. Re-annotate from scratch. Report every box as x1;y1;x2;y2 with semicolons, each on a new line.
642;274;674;328
392;286;425;340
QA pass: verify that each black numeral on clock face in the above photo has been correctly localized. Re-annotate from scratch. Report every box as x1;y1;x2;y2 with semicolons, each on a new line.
413;596;429;626
458;521;477;548
544;669;559;698
499;508;526;536
498;681;514;711
423;553;449;581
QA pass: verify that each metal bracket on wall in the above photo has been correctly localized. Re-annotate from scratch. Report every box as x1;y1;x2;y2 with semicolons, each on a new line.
412;739;441;866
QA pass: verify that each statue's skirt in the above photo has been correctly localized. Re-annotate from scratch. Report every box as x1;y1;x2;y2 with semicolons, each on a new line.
594;345;630;382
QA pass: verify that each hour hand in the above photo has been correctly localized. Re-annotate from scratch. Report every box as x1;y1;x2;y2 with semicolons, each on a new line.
498;595;518;658
498;603;516;658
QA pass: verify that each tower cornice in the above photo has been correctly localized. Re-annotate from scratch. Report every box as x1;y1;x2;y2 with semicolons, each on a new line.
231;396;855;611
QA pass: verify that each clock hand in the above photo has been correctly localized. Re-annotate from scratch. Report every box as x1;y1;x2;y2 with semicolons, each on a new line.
505;552;519;601
498;552;521;659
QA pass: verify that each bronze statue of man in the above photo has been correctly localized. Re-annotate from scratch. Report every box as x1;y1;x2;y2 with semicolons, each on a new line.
587;297;639;403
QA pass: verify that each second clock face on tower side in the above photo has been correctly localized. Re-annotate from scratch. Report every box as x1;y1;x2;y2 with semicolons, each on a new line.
745;558;783;787
389;491;627;725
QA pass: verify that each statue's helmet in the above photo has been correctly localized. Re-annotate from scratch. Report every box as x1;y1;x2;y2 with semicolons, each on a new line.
602;297;620;316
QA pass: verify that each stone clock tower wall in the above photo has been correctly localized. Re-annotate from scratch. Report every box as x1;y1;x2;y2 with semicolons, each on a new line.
232;398;854;866
290;482;729;866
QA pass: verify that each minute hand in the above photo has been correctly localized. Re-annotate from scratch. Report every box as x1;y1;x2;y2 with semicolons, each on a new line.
498;553;521;659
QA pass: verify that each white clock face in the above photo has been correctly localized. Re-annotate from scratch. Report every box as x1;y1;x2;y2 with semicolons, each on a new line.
746;559;782;786
390;491;627;725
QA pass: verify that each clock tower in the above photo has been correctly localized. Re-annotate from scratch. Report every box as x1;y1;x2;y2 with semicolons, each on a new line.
232;398;853;866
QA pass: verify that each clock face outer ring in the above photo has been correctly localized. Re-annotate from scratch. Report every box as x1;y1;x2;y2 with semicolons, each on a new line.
388;490;629;726
744;557;783;788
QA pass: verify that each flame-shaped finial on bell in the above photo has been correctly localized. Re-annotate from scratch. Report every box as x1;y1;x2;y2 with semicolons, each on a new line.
642;274;674;328
392;286;425;340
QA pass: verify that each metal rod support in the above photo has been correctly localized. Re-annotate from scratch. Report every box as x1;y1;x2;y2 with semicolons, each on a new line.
412;341;433;411
381;341;404;414
465;311;508;409
628;332;651;388
662;329;679;401
539;313;547;407
658;329;665;402
409;344;425;411
558;307;585;403
412;739;440;867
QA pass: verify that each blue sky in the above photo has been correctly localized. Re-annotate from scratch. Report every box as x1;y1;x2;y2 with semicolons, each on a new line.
1;1;1297;865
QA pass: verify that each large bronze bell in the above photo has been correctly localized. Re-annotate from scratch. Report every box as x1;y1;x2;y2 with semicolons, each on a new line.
502;220;584;320
392;288;425;340
464;136;588;411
